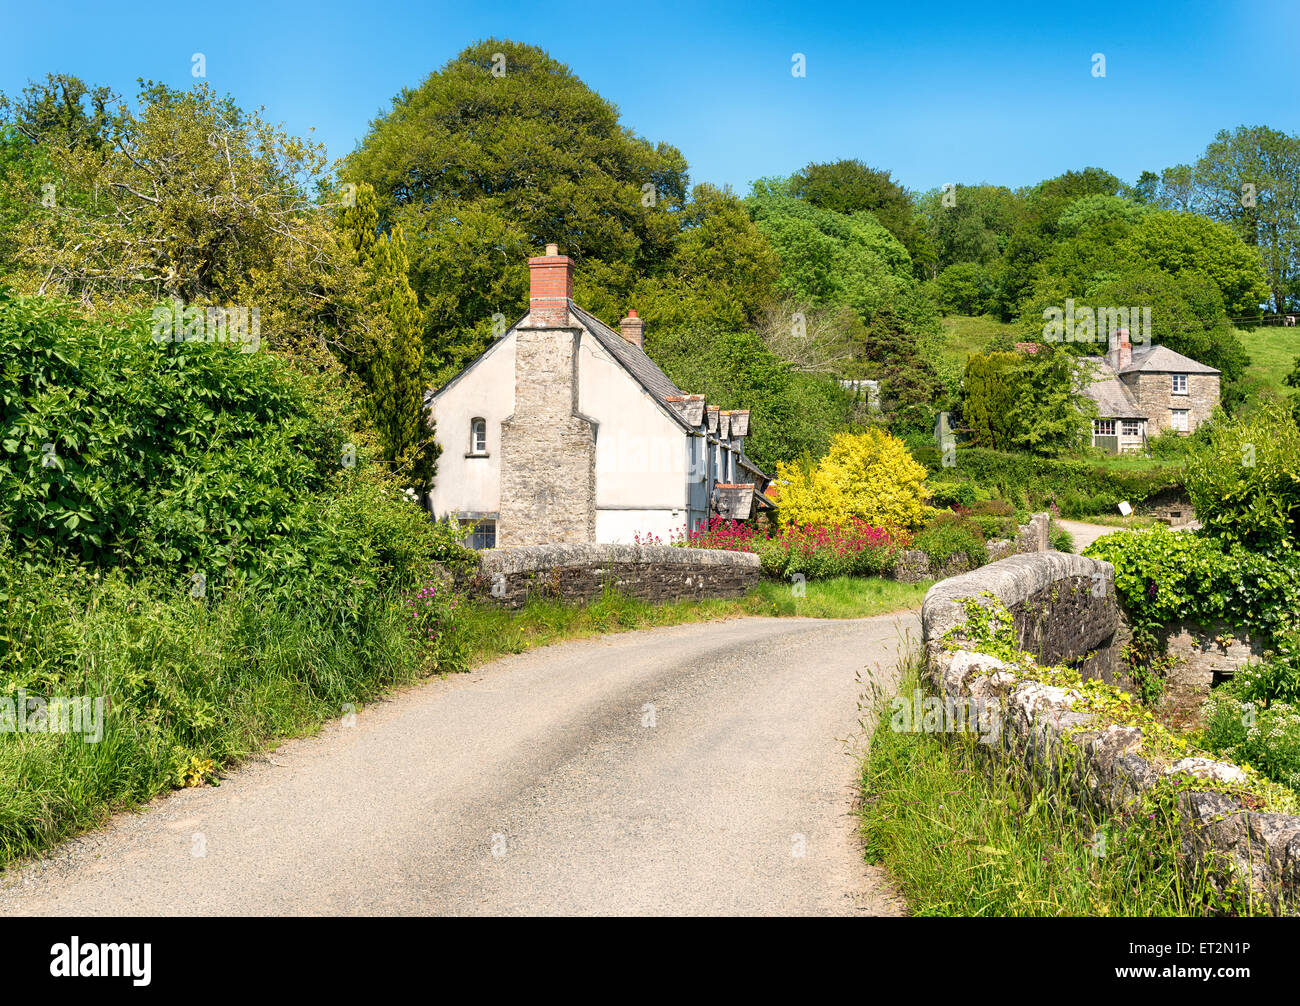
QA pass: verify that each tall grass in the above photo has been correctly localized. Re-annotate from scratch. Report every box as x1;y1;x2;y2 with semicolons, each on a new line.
0;567;436;866
860;664;1256;917
754;575;930;618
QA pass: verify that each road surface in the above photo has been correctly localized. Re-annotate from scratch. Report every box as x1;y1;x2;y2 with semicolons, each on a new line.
1055;517;1198;554
0;614;917;916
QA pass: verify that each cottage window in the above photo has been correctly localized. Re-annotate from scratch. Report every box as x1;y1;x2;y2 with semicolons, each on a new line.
1171;374;1188;395
1170;409;1189;432
1121;420;1141;437
1093;419;1116;437
469;417;488;455
460;519;496;549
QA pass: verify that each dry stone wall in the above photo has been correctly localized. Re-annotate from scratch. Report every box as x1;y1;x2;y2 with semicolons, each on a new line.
892;513;1050;584
921;552;1300;914
463;543;760;609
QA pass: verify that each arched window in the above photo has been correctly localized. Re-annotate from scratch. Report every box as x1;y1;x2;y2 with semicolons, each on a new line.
469;417;487;455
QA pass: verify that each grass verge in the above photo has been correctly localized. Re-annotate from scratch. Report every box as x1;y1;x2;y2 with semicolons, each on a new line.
860;661;1262;917
452;575;931;665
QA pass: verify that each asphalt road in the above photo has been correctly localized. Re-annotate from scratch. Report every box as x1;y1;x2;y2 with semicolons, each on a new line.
1055;517;1198;554
0;613;917;916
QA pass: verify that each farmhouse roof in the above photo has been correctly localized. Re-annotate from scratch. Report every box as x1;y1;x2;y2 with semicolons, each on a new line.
568;303;691;418
1120;344;1220;375
1079;357;1146;419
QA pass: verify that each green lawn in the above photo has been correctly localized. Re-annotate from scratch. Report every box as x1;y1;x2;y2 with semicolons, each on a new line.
754;575;931;618
1239;325;1300;395
937;314;1021;373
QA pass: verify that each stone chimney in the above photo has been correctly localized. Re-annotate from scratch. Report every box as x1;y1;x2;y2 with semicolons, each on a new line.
619;309;644;349
527;243;573;328
1110;327;1132;371
499;243;596;547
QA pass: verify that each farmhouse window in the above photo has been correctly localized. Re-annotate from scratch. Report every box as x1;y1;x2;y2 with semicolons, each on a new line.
1093;420;1116;437
1170;409;1189;432
469;417;488;455
461;519;496;550
1171;374;1188;395
1121;420;1141;437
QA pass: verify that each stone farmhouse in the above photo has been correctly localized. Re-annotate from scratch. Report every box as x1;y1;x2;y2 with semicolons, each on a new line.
1078;328;1220;453
426;245;771;548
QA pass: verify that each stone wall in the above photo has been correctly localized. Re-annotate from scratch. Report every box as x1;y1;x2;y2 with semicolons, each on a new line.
1141;487;1197;527
1131;371;1219;435
922;552;1122;680
498;325;597;547
463;543;760;609
892;512;1051;585
920;552;1300;914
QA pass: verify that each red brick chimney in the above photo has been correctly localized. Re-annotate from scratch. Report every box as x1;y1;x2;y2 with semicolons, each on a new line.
619;309;644;349
527;243;573;328
1111;327;1133;370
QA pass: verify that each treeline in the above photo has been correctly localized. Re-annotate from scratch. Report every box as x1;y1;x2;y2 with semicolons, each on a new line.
1;40;1296;480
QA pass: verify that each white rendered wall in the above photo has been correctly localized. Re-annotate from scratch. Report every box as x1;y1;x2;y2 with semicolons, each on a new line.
428;332;516;520
579;334;687;512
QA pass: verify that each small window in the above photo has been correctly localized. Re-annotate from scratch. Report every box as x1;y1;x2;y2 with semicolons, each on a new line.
1121;420;1141;437
1171;409;1189;432
1171;374;1188;395
1094;419;1116;437
469;417;487;455
460;519;496;549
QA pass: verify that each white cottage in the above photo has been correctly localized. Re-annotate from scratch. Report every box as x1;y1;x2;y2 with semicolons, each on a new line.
427;245;770;548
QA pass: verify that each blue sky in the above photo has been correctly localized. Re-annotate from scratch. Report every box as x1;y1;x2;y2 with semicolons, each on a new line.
4;1;1297;195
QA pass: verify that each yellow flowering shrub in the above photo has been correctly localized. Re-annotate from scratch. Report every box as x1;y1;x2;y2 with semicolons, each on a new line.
775;428;929;530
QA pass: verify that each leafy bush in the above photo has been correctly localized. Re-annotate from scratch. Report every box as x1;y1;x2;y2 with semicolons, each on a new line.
1148;427;1197;460
1184;402;1300;549
776;428;928;529
0;292;467;864
1202;693;1300;794
911;512;987;567
954;499;1017;540
1083;525;1300;642
929;261;996;315
0;292;347;581
1085;526;1300;710
927;480;978;509
924;446;1185;517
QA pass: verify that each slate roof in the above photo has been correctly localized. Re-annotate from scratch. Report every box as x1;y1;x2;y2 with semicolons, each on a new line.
1120;345;1220;375
713;483;756;520
432;301;771;481
1079;357;1145;419
569;304;689;423
737;455;772;495
665;394;706;426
